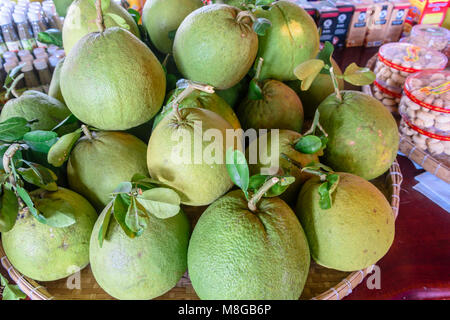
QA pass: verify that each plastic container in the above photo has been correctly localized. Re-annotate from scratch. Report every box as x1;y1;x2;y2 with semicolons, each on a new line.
372;78;403;113
410;24;450;52
398;70;450;140
374;42;448;93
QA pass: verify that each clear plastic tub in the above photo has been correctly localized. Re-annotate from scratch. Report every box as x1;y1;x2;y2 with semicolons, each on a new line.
373;79;402;113
398;70;450;138
410;24;450;52
374;42;448;93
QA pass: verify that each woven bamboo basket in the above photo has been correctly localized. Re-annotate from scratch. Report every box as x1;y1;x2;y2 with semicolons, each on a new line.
363;54;450;183
0;161;402;300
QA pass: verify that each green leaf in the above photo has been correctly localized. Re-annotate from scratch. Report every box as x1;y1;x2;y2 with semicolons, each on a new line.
266;176;295;197
47;130;81;167
293;59;325;91
37;29;63;47
15;185;46;224
35;198;76;228
317;41;334;71
255;0;273;5
51;114;78;133
131;174;160;190
128;8;141;24
253;17;272;36
17;164;58;191
112;181;132;194
0;145;22;171
327;173;340;194
90;0;110;11
343;63;376;86
0;274;26;300
136;188;181;219
98;201;113;247
0;117;30;142
294;135;322;154
226;148;249;198
318;182;332;210
168;30;177;40
0;185;18;232
125;197;147;234
303;161;334;173
113;194;136;238
105;13;130;30
3;64;25;89
23;130;58;153
248;174;269;192
248;79;263;100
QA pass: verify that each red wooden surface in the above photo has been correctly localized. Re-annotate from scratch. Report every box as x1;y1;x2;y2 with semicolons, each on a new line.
1;48;449;301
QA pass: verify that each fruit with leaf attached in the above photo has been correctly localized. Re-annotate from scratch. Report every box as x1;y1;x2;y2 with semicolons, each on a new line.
48;58;65;105
247;130;320;204
2;187;97;281
0;90;76;134
90;207;190;300
318;91;399;180
188;189;310;299
252;1;320;81
148;107;239;206
236;79;304;132
67;131;149;210
173;4;258;89
60;27;166;131
142;0;203;54
62;0;140;54
153;88;241;130
286;58;344;120
295;172;395;271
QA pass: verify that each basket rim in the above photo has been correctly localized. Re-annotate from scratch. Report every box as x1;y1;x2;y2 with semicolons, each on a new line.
0;161;403;301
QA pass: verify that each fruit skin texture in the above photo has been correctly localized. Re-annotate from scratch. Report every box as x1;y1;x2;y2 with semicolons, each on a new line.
253;1;320;81
62;0;140;54
237;79;304;132
2;187;97;281
173;4;258;89
60;27;166;131
318;91;399;180
90;208;190;300
188;190;310;299
0;90;72;132
247;130;319;204
48;57;65;105
147;107;239;206
67;131;148;210
295;173;395;272
286;59;344;120
153;89;241;130
142;0;203;54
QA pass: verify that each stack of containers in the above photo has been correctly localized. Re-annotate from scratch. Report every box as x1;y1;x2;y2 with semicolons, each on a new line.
373;42;448;113
399;70;450;157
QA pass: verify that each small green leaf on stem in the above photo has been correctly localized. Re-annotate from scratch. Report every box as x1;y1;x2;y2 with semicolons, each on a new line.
136;188;181;219
51;114;78;133
0;274;26;300
226;148;249;199
248;79;263;100
112;181;132;194
294;135;322;154
98;201;113;247
23;130;58;153
37;29;63;47
0;185;19;232
128;8;141;24
35;198;76;228
343;62;376;86
15;185;46;224
253;17;272;36
105;13;130;30
113;194;136;238
47;130;81;167
18;163;58;191
317;41;334;70
0;117;30;142
294;59;325;91
125;197;147;234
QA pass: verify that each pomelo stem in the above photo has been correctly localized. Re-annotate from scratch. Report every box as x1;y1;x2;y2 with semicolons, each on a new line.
162;54;170;68
329;67;342;102
248;177;279;212
236;10;256;23
171;81;215;122
7;73;24;99
95;0;105;33
254;57;264;81
81;125;93;140
3;143;27;211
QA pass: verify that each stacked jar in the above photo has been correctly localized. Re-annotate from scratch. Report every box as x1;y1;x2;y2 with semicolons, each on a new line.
398;70;450;157
373;42;448;113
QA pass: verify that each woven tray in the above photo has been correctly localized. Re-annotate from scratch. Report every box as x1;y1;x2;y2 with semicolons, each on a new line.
363;54;450;184
0;161;402;300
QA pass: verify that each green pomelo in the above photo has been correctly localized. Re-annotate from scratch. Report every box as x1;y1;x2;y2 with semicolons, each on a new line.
286;59;344;120
0;90;76;134
247;130;320;205
188;190;310;299
62;0;140;54
253;1;320;81
173;4;258;89
67;131;148;210
90;208;190;300
48;57;65;105
2;187;97;281
142;0;203;54
60;27;166;131
54;0;74;17
147;107;239;206
212;0;256;9
216;77;249;109
236;79;304;132
318;91;399;180
295;172;395;271
152;88;241;130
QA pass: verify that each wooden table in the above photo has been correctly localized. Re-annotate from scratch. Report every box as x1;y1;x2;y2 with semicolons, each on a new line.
1;48;449;300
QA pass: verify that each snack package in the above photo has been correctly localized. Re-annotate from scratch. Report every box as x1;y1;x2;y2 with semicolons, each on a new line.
346;0;372;47
365;0;394;47
384;0;409;43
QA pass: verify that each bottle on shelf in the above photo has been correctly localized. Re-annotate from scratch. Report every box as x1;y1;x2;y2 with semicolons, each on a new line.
0;13;22;52
33;58;51;85
13;12;36;51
